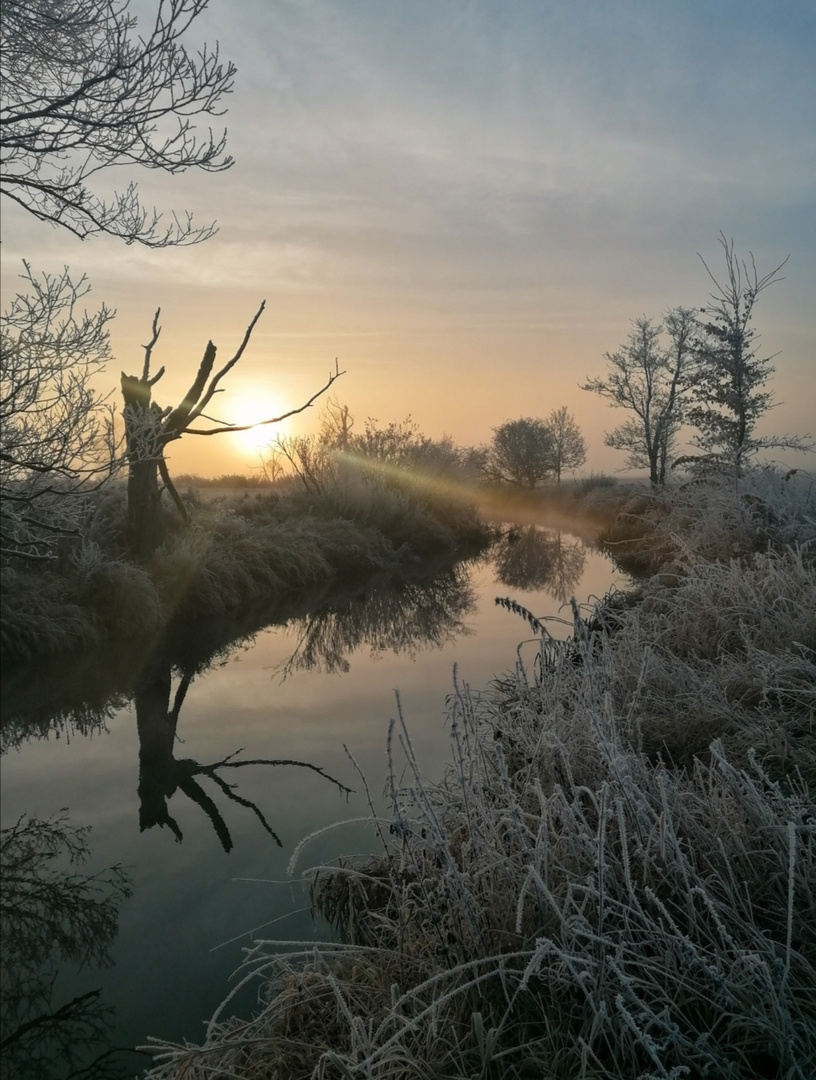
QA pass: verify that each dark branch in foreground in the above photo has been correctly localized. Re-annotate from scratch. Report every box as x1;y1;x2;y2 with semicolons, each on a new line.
186;362;345;436
211;750;354;798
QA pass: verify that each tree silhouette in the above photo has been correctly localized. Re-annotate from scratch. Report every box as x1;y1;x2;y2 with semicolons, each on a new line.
583;309;696;486
486;418;555;489
544;407;587;484
134;650;351;852
121;303;343;558
680;234;812;478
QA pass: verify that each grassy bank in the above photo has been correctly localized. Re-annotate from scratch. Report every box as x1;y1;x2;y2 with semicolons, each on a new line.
0;452;488;665
143;471;816;1080
594;468;816;575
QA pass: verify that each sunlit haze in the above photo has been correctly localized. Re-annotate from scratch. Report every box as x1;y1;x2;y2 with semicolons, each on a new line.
2;0;814;477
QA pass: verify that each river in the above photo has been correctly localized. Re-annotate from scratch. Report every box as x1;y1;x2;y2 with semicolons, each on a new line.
0;518;626;1075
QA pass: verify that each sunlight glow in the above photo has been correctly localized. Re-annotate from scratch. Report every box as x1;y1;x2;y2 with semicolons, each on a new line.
228;394;292;454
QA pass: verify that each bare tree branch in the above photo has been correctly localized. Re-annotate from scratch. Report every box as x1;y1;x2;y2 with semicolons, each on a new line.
0;0;236;246
1;264;122;563
163;340;219;434
215;755;354;797
185;362;345;436
185;302;268;424
141;311;163;382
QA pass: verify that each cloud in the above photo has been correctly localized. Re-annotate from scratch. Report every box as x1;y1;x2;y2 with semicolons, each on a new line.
3;0;812;465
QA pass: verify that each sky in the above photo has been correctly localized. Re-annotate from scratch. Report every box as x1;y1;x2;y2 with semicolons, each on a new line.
2;0;814;477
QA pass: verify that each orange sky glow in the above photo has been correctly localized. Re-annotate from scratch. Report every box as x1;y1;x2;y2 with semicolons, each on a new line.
2;0;814;479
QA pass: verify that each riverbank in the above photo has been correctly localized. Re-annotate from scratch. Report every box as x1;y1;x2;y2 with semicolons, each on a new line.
143;469;816;1080
0;462;641;668
0;545;482;753
0;462;490;666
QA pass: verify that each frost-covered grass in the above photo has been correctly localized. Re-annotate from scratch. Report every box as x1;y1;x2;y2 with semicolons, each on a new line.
142;505;816;1079
0;548;161;663
0;460;487;663
598;468;816;575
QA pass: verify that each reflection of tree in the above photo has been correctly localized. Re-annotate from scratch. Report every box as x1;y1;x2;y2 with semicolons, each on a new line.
135;652;351;852
546;531;589;606
279;564;476;677
493;526;586;604
0;812;138;1080
1;610;262;756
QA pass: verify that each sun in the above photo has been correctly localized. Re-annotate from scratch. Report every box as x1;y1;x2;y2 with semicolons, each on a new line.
228;393;290;455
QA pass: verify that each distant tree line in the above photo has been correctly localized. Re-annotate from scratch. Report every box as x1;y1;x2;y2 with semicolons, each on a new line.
174;473;275;489
262;408;482;496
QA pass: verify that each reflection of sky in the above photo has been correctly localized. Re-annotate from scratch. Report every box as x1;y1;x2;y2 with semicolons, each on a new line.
1;1;813;476
0;543;625;1051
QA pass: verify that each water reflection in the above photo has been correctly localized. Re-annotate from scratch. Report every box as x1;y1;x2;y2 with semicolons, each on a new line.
279;562;476;677
0;526;621;1068
0;812;139;1080
135;650;351;851
492;525;586;603
1;559;480;851
0;665;128;755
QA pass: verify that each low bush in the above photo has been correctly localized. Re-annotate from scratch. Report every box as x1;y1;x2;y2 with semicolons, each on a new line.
0;535;164;664
0;569;101;663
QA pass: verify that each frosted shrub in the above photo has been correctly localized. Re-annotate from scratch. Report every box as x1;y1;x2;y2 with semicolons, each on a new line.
602;468;816;574
610;549;816;770
70;539;107;577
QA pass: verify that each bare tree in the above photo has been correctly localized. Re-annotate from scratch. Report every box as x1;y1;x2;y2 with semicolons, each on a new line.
121;303;343;558
257;444;289;485
0;264;119;564
485;418;555;489
582;308;696;486
0;0;235;246
318;397;355;449
272;434;333;495
543;406;587;484
681;234;812;478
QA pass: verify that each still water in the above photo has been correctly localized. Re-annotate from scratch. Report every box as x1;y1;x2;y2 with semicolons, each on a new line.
1;521;626;1072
